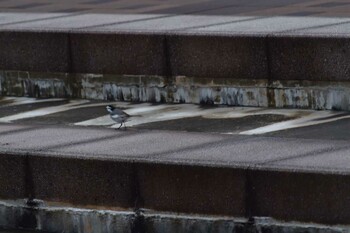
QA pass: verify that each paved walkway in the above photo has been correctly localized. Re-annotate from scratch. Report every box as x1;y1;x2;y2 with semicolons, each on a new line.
1;97;350;172
0;0;350;17
2;99;350;225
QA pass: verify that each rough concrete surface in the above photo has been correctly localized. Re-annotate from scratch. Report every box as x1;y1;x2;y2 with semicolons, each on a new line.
0;31;69;73
0;13;159;30
0;0;349;18
0;199;349;233
167;34;268;79
5;70;350;110
137;163;245;216
0;154;26;199
269;36;350;81
1;120;350;224
1;13;350;81
1;0;350;232
70;32;167;75
90;15;255;32
30;156;136;208
192;17;350;34
2;125;349;170
0;13;69;25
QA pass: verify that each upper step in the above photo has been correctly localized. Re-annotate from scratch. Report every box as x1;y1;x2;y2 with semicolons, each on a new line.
1;13;350;81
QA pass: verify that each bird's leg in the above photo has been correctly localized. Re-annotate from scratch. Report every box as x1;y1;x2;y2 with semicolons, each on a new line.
118;122;123;129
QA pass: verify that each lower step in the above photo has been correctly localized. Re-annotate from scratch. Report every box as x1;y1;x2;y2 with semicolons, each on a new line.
0;199;348;233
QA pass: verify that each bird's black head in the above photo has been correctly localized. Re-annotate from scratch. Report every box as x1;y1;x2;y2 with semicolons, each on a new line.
106;105;115;113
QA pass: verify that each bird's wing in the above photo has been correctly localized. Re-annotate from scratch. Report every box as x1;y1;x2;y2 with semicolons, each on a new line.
110;113;129;122
113;108;130;117
110;115;123;124
111;114;121;119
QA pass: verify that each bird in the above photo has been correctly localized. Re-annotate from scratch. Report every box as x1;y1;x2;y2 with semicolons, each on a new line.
106;105;130;129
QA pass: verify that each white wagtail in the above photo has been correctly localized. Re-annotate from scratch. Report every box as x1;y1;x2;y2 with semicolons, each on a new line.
106;105;130;129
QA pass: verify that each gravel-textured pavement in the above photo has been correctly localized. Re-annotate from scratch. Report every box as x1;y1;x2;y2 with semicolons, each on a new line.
0;0;349;17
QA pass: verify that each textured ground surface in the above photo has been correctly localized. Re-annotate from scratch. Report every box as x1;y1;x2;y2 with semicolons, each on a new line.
1;97;350;172
0;0;349;17
2;98;350;226
1;1;350;229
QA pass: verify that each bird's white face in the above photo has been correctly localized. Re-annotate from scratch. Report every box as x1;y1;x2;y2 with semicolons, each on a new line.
106;106;113;113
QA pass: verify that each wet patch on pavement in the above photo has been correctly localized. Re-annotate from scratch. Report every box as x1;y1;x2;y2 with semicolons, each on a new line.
0;97;69;118
16;106;107;125
239;110;350;135
1;97;350;137
265;117;350;140
134;114;293;133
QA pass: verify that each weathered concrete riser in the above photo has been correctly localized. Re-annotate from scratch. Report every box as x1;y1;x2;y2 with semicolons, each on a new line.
1;71;350;110
1;31;350;112
0;200;348;233
2;154;350;226
2;32;350;82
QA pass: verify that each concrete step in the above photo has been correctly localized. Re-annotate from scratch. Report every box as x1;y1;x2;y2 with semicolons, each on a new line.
2;12;350;231
2;13;350;110
1;122;350;226
1;13;350;80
